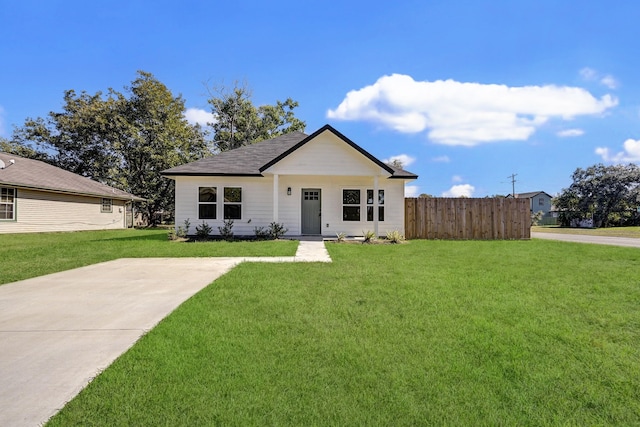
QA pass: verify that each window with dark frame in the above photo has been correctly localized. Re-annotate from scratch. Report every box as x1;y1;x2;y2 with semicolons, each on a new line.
366;189;384;221
342;189;360;221
538;197;545;206
198;187;217;219
0;187;15;220
101;198;113;213
224;187;242;219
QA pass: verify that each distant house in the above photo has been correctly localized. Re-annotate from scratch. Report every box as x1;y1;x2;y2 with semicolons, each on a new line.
0;152;143;234
161;124;418;237
507;191;555;223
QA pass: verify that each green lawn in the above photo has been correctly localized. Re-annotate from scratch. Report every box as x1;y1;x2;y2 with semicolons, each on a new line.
47;239;640;426
0;229;298;285
533;225;640;238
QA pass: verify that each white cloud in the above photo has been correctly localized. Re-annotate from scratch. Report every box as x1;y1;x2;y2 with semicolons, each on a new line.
405;185;420;197
557;128;585;137
452;175;464;183
184;108;215;126
580;67;619;89
442;184;475;197
383;153;416;167
600;75;618;90
579;67;598;81
327;74;617;146
431;155;450;163
595;139;640;163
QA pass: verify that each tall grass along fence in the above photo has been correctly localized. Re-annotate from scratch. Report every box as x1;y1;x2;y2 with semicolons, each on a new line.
405;197;531;240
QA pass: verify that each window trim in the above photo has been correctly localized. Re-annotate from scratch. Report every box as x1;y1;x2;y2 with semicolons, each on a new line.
101;198;113;213
0;187;16;221
342;189;361;222
198;187;218;220
223;187;242;220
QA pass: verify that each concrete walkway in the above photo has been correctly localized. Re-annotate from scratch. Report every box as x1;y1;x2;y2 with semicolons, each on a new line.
0;240;330;427
531;232;640;248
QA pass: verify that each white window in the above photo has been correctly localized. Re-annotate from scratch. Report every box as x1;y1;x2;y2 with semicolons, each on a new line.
0;187;15;220
343;189;360;221
366;189;384;221
101;198;113;213
223;187;242;219
199;187;217;219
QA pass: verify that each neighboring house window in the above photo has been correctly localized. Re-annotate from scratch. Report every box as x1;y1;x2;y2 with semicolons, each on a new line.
366;189;385;221
343;189;360;221
0;187;16;220
538;197;545;206
101;198;113;213
224;187;242;219
199;187;217;219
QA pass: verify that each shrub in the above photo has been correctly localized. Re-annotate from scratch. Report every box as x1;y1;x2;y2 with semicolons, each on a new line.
254;226;270;240
362;230;376;244
195;221;213;239
531;210;544;226
218;219;234;241
336;232;346;242
268;222;288;239
386;230;405;243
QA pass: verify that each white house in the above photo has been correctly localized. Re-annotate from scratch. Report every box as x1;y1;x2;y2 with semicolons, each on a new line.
161;124;418;237
0;152;142;234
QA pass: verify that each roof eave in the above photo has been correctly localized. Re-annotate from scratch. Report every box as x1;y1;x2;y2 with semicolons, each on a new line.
0;181;144;201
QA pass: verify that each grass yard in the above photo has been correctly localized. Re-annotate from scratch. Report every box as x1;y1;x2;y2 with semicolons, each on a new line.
533;225;640;238
47;239;640;425
0;229;298;285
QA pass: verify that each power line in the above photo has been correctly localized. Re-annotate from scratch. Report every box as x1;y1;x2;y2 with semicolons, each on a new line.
507;173;517;196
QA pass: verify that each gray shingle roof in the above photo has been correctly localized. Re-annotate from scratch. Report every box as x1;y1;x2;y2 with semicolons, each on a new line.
0;152;143;201
161;124;419;179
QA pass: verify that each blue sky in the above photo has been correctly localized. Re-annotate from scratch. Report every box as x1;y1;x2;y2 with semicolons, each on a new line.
1;0;639;197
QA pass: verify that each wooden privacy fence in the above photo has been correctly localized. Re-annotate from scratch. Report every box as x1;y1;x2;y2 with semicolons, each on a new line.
405;198;531;240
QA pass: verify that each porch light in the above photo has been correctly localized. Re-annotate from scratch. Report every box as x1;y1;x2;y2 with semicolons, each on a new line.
287;187;292;196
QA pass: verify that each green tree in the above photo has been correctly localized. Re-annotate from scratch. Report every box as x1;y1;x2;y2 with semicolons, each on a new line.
554;163;640;227
11;71;209;224
207;82;305;152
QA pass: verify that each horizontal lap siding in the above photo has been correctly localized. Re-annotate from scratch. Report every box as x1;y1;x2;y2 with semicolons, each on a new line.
174;176;273;236
174;176;407;237
0;189;126;234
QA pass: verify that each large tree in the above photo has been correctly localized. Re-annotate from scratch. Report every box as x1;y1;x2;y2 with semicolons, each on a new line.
207;82;305;152
11;71;209;224
554;163;640;227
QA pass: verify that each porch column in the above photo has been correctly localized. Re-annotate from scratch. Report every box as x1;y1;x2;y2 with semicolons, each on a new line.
373;175;379;236
273;174;279;222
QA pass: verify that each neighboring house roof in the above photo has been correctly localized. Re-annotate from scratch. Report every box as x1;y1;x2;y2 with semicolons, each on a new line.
161;124;418;179
507;191;553;199
0;152;143;201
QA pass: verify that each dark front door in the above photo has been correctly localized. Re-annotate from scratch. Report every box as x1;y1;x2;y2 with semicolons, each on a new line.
301;189;321;234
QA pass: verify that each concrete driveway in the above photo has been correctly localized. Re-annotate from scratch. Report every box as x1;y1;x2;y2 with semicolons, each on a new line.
531;232;640;248
0;257;241;427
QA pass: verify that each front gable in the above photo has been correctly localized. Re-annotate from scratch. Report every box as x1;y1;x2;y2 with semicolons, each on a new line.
261;126;393;177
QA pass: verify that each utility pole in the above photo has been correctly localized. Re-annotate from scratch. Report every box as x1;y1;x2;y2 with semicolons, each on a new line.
507;173;517;197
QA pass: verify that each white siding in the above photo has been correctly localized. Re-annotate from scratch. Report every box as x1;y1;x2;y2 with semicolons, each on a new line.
0;188;127;234
263;132;390;177
174;175;407;237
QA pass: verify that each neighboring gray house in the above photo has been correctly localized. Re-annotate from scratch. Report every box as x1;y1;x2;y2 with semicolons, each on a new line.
162;124;418;237
507;191;555;223
0;152;143;234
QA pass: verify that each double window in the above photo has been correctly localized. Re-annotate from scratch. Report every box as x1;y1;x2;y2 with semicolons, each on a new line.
342;189;385;222
198;187;242;220
0;187;15;220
